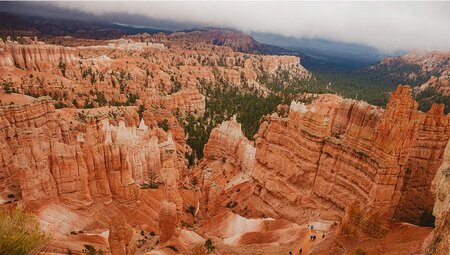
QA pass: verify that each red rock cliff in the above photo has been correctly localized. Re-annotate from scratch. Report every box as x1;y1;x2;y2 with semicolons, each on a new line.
199;86;450;225
0;40;77;70
0;97;184;209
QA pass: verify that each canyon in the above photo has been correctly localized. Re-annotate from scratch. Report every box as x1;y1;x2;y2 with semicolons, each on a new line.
0;33;449;255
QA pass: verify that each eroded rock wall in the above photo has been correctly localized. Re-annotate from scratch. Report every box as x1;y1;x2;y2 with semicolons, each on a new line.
148;89;206;117
0;97;183;209
204;115;255;171
255;86;449;223
426;139;450;254
199;86;450;225
0;40;77;70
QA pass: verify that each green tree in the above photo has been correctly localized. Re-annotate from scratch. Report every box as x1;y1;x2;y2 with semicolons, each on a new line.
138;104;146;119
158;119;170;132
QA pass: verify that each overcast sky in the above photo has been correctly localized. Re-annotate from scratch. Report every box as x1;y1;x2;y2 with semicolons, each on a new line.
3;1;450;53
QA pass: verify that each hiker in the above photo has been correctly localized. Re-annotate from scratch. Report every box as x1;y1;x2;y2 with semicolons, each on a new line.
299;248;303;254
313;235;316;240
289;252;292;255
322;233;325;238
307;224;310;228
311;225;314;230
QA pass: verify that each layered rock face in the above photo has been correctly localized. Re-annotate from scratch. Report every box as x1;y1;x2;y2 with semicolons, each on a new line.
393;102;450;223
200;86;450;225
0;39;77;70
198;116;256;218
256;86;448;224
148;89;206;117
0;97;182;209
204;115;255;170
426;139;450;255
0;98;60;206
432;139;450;225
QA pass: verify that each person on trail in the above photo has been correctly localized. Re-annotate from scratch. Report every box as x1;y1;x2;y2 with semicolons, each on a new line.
289;251;292;255
308;224;310;228
313;235;316;240
322;233;325;238
310;235;313;240
299;248;303;254
311;225;314;230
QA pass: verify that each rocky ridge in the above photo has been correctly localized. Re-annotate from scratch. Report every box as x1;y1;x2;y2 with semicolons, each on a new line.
0;37;307;109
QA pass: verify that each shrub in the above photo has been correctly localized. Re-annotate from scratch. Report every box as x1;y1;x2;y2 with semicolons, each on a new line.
443;167;450;178
166;245;178;252
0;207;52;255
54;102;68;109
187;206;196;216
94;91;108;106
72;99;79;108
1;82;14;94
158;119;170;132
76;112;87;123
125;93;139;106
82;244;104;255
58;60;66;77
350;247;367;255
225;201;238;209
138;105;146;119
83;100;94;109
140;181;159;189
420;210;435;227
204;239;215;253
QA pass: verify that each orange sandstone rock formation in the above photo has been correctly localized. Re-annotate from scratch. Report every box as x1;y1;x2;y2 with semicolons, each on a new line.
198;86;450;227
159;200;178;242
0;38;307;110
425;139;450;255
109;216;136;255
204;115;255;170
0;97;183;209
0;38;77;70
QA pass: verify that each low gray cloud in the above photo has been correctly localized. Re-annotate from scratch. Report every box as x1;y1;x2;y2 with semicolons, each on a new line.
4;1;450;52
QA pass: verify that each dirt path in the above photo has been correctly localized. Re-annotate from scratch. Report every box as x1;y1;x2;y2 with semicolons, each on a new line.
298;223;331;255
